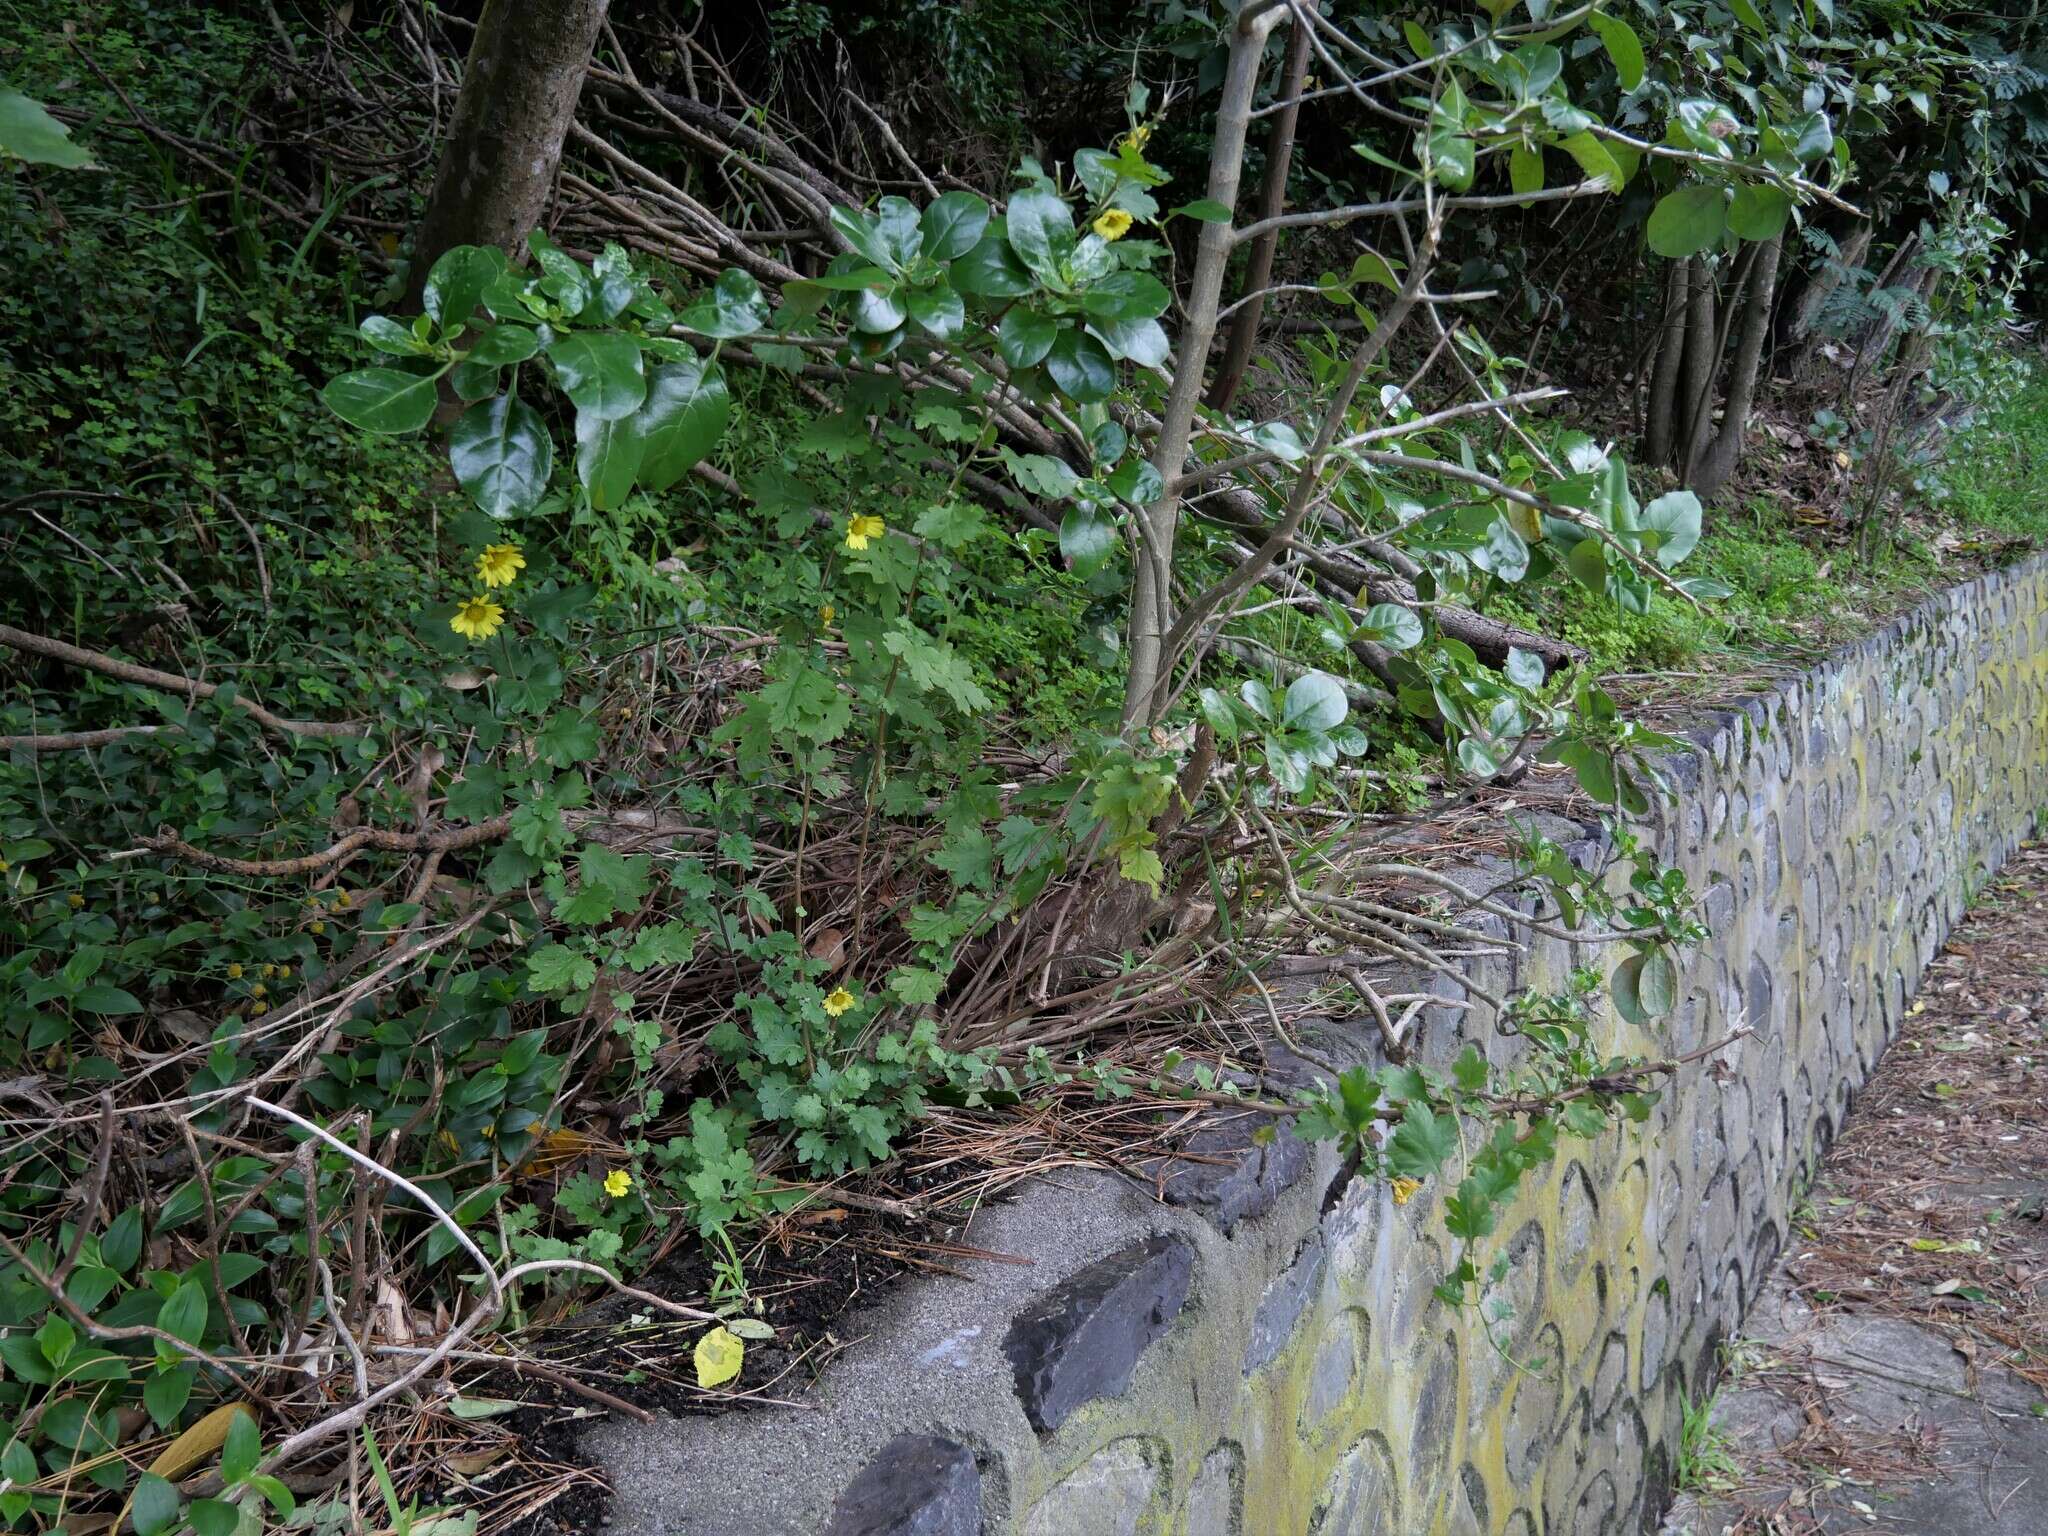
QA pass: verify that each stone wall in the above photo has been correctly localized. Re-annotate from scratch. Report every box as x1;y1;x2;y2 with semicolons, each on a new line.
590;556;2048;1535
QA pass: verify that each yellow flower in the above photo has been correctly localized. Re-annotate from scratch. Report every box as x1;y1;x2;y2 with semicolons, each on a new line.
310;920;326;935
449;595;505;641
819;602;835;627
1093;208;1134;241
604;1169;633;1198
475;543;526;589
66;892;84;909
1390;1176;1422;1207
336;890;352;908
251;983;266;999
822;986;857;1018
250;1002;269;1017
226;963;243;980
1126;123;1153;151
844;514;886;552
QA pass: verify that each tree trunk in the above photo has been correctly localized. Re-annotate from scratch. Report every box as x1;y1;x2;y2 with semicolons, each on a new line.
406;0;612;307
1206;16;1312;416
1691;236;1782;500
1122;5;1283;729
1675;258;1719;477
1643;260;1690;466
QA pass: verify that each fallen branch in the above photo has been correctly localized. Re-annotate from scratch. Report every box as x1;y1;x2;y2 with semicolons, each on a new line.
0;624;365;741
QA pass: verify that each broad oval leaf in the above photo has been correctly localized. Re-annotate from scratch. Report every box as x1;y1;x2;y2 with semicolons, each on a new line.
575;408;647;511
628;356;731;493
1059;506;1118;575
1361;602;1425;651
0;86;95;167
1081;271;1171;324
547;332;646;421
997;305;1058;368
467;323;541;366
322;367;439;435
451;396;555;519
852;284;907;335
1646;185;1727;259
921;190;990;262
1042;328;1116;403
1283;671;1349;732
1004;186;1077;288
904;282;964;338
424;245;507;333
950;231;1035;298
1727;183;1792;242
1091;316;1169;367
1589;14;1645;91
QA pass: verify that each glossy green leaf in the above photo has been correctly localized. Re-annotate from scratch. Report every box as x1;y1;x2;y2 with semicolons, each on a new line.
423;245;507;333
527;230;590;315
575;409;646;511
359;315;427;356
1004;186;1076;287
950;231;1034;297
0;86;94;167
101;1206;144;1272
1510;143;1545;199
1089;316;1168;367
221;1408;260;1485
1042;328;1116;402
683;267;770;338
1560;131;1626;192
1646;185;1727;258
1081;271;1171;324
997;305;1059;368
1639;489;1703;566
451;396;554;519
627;356;731;493
157;1279;208;1346
1589;14;1645;91
1728;183;1791;241
1282;672;1348;732
322;368;440;435
1170;198;1233;222
467;323;540;367
547;332;646;421
1360;602;1424;651
904;283;964;338
851;284;907;335
130;1474;182;1536
921;191;990;261
1059;506;1118;574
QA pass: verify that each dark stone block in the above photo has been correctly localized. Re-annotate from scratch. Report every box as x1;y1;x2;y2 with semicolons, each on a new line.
825;1434;981;1536
1243;1230;1326;1375
1148;1112;1308;1235
1004;1234;1194;1432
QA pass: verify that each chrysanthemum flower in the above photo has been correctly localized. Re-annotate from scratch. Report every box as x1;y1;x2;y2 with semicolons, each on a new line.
604;1169;634;1198
449;595;505;640
475;543;526;589
844;515;886;552
1093;208;1134;241
822;986;857;1017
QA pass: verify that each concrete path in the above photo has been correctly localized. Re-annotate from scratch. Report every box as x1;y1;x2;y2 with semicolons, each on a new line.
1661;843;2048;1535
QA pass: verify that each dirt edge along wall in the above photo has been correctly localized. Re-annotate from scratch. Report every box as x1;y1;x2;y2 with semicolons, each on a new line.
587;554;2048;1536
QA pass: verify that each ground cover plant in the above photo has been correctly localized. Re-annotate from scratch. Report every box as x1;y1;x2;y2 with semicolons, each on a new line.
1;1;2040;1529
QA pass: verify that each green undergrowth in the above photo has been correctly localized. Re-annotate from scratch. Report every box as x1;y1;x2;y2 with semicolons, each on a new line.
1498;368;2048;685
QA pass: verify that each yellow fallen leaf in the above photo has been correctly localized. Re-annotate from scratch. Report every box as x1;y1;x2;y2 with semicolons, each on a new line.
694;1326;744;1389
146;1402;254;1482
117;1401;255;1531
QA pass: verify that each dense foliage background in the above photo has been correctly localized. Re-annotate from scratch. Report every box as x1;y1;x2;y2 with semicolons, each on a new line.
3;2;2046;1531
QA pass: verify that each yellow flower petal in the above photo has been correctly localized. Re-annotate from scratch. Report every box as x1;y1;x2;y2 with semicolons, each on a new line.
449;595;506;640
844;515;886;552
475;543;527;590
1390;1176;1422;1207
1093;208;1134;241
603;1168;633;1198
